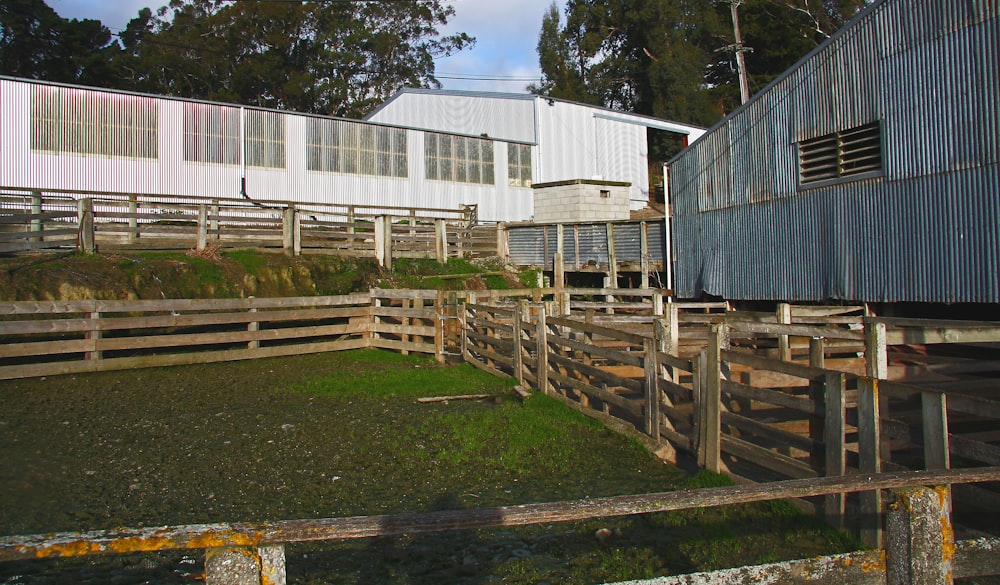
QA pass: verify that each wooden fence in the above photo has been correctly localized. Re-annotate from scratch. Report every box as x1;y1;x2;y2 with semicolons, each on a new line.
0;289;444;380
1;468;997;585
0;191;496;263
462;297;1000;547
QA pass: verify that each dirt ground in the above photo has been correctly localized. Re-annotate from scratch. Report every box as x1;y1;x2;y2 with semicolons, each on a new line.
0;351;707;584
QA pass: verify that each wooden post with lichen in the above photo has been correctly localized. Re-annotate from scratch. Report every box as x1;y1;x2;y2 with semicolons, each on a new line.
204;545;286;585
885;487;953;585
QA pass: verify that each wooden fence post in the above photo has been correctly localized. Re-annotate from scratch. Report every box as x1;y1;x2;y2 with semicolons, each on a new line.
865;320;892;465
496;222;507;259
435;219;447;263
824;371;847;530
699;323;728;473
808;337;826;471
77;198;95;254
640;221;650;289
85;309;102;361
128;195;139;243
282;207;294;256
536;308;550;395
248;299;259;350
209;200;219;241
606;223;617;310
644;337;661;442
777;302;792;361
374;216;392;269
652;291;663;317
512;302;525;385
30;191;42;242
434;291;445;363
196;204;208;251
858;376;883;548
885;487;953;585
921;391;950;471
692;348;706;460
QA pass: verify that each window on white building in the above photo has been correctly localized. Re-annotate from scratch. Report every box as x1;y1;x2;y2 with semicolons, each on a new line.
307;118;407;178
425;132;494;185
31;85;158;160
245;109;285;169
183;103;240;165
507;143;532;188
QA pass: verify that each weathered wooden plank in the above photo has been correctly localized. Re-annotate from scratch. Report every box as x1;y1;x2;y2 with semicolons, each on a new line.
463;348;512;380
0;307;370;336
371;323;435;338
721;435;819;479
721;380;821;416
721;349;828;381
547;369;644;417
370;338;436;355
0;338;370;381
548;352;644;393
546;333;644;367
548;316;649;345
720;411;816;453
0;294;370;316
949;435;1000;466
370;289;440;300
4;468;997;562
0;334;88;358
371;307;437;320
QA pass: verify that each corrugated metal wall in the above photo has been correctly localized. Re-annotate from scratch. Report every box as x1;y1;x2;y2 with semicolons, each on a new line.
0;78;533;222
668;0;999;303
508;221;665;269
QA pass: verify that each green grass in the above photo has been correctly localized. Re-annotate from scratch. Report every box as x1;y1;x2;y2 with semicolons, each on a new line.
279;349;859;584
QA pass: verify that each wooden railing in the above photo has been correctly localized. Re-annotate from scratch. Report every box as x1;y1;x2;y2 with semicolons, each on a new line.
0;289;445;380
1;468;998;585
0;190;494;263
462;296;1000;547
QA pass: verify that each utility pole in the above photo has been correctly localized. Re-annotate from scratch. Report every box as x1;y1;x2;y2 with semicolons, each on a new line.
729;0;752;104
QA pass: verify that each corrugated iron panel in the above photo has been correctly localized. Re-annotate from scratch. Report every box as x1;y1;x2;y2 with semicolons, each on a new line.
669;0;999;303
365;90;537;144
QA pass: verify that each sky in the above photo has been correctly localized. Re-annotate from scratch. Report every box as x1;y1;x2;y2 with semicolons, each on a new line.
48;0;566;94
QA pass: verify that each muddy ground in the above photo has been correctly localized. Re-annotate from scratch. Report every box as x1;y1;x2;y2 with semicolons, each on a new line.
0;351;856;584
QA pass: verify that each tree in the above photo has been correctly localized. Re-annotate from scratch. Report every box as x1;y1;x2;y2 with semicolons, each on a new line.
115;0;473;118
0;0;119;85
533;0;870;125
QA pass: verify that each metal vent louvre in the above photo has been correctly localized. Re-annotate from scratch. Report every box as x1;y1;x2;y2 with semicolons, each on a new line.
799;121;881;185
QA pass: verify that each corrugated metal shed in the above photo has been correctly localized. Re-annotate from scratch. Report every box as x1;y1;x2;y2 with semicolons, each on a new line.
668;0;999;303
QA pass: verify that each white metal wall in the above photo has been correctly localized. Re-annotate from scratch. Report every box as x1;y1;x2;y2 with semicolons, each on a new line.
0;78;533;222
537;100;651;208
365;90;538;144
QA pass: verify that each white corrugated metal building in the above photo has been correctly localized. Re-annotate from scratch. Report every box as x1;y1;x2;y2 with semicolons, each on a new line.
367;89;705;211
0;77;703;223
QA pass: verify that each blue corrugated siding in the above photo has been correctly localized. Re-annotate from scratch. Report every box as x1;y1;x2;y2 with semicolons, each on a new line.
669;0;999;303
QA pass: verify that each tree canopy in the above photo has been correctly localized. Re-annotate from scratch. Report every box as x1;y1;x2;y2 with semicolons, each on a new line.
0;0;473;118
532;0;870;126
0;0;119;86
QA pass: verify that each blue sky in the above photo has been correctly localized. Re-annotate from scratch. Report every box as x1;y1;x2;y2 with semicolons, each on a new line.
49;0;566;93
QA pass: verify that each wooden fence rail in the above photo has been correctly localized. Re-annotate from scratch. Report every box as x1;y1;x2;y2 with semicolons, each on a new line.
0;191;492;264
1;468;997;585
0;289;444;380
462;297;1000;548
